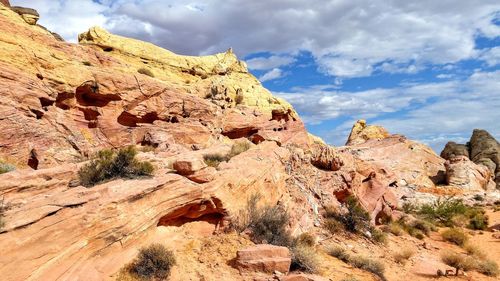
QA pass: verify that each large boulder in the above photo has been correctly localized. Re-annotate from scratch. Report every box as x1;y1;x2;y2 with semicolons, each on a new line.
234;244;291;274
346;119;389;145
444;156;495;191
440;141;469;160
10;6;39;25
469;129;499;188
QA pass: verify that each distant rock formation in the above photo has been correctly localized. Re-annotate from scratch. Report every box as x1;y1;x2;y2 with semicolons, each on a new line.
441;129;500;189
346;119;390;145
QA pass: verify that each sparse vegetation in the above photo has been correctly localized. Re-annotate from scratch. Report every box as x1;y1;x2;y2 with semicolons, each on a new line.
137;68;155;78
324;196;370;234
393;248;414;264
290;245;319;273
441;251;476;276
294;232;315;247
417;197;468;227
78;146;154;187
203;153;228;168
463;243;486;258
382;222;404;236
441;228;468;246
477;259;499;277
370;227;388;244
129;244;176;280
0;161;15;174
231;193;292;246
203;142;251;168
326;245;386;280
467;209;488;230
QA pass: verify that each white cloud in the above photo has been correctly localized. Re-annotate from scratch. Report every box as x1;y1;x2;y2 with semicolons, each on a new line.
246;55;296;70
276;70;500;151
12;0;500;78
478;46;500;66
259;68;284;82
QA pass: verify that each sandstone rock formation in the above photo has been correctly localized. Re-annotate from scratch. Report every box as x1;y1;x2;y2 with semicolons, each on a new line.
0;0;9;7
346;119;390;145
444;156;495;191
234;244;291;274
441;129;500;189
10;6;39;25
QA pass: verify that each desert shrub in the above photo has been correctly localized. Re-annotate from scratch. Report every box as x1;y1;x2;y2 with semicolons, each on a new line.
463;243;485;258
290;245;319;273
327;245;350;262
409;219;434;235
227;141;251;158
231;193;292;246
417;197;468;226
393;248;414;264
477;259;499;277
326;196;370;234
294;232;316;247
370;227;387;244
137;68;155;78
467;210;489;230
129;244;175;280
349;255;386;280
203;153;228;168
327;246;385;280
323;215;345;234
78;146;154;187
441;228;468;246
441;251;476;276
0;161;15;174
382;222;404;236
235;92;244;105
203;142;251;168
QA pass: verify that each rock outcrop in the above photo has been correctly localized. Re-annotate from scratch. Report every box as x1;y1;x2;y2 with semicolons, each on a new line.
441;129;500;189
346;119;390;145
0;0;9;7
444;156;495;191
234;244;291;274
10;6;39;25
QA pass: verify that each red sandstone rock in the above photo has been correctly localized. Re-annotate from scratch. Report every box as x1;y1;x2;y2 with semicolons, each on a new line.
445;156;495;191
235;244;291;274
281;273;328;281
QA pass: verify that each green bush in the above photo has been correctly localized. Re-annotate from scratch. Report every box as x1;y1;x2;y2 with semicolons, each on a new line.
78;146;154;187
130;244;176;280
441;228;468;246
137;68;155;78
417;197;468;227
441;251;476;276
0;161;15;174
467;211;489;230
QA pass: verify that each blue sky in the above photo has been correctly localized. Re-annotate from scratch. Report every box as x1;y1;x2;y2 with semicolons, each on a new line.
12;0;500;152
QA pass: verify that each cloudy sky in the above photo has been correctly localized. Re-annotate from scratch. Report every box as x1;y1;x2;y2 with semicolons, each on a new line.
12;0;500;152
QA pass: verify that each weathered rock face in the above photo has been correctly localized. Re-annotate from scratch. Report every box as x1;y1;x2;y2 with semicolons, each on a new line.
346;119;389;145
444;156;495;191
0;6;310;169
0;0;9;7
347;134;446;190
234;244;291;274
441;129;500;189
440;141;469;159
10;6;39;25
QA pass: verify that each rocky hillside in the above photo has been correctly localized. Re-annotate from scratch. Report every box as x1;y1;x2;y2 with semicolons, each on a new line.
0;3;499;281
